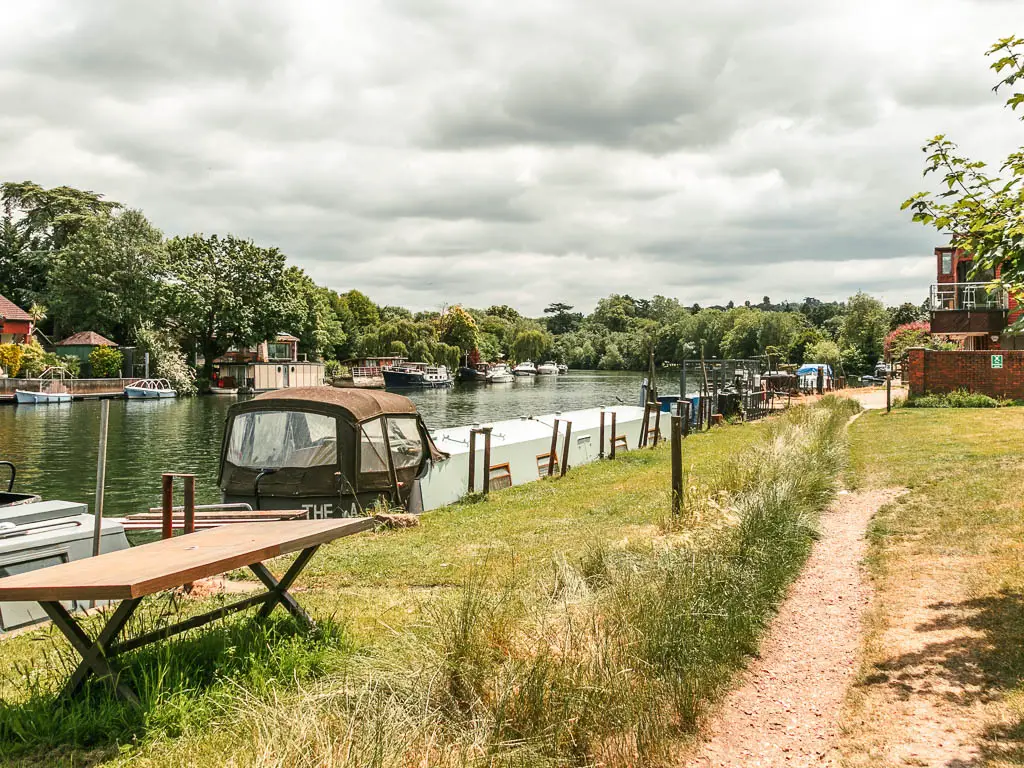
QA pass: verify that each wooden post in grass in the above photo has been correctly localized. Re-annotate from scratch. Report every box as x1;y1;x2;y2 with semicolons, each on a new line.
548;419;560;476
468;429;478;493
886;372;892;413
598;407;606;459
183;475;196;535
610;412;617;459
671;413;682;517
560;421;572;477
681;399;691;437
161;473;174;540
482;427;492;495
652;404;662;448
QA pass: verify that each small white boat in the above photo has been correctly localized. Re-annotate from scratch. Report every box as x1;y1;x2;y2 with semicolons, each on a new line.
124;378;177;399
14;365;72;404
558;364;568;375
537;361;559;375
513;361;537;376
485;363;514;383
14;389;71;404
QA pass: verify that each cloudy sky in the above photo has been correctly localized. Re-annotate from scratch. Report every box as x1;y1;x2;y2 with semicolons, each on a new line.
1;0;1019;314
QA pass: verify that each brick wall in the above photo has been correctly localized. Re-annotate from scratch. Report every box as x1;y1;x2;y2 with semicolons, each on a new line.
907;348;1024;398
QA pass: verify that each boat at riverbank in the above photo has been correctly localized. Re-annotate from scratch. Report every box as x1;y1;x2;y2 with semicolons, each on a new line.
537;361;559;375
485;363;514;383
513;361;537;376
124;378;177;399
382;362;454;389
13;366;72;405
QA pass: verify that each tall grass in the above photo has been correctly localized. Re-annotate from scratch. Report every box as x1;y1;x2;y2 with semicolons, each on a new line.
215;397;859;767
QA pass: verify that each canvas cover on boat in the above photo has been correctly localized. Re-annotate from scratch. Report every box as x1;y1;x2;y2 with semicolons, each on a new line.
218;386;447;500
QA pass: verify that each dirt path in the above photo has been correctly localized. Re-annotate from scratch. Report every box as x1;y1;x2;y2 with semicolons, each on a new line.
686;488;904;767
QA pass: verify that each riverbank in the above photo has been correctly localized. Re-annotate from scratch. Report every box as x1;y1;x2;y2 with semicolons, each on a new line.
0;397;856;767
841;406;1024;765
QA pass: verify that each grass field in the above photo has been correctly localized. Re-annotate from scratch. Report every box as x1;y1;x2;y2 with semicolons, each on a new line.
844;407;1024;766
0;398;856;767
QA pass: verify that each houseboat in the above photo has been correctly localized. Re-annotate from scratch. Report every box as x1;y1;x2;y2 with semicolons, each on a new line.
382;361;454;389
457;363;489;383
213;332;325;392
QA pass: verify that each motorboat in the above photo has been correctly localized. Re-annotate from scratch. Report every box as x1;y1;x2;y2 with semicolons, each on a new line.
382;362;455;389
537;361;559;375
512;361;537;376
14;365;72;404
0;460;40;508
0;499;129;631
457;364;488;383
485;363;515;383
124;378;177;399
219;386;448;516
558;364;568;375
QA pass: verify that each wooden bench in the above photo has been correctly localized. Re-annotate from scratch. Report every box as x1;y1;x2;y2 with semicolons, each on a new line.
0;518;373;705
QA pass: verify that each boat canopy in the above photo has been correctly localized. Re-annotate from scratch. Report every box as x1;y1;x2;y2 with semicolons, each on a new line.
218;387;446;507
796;363;833;377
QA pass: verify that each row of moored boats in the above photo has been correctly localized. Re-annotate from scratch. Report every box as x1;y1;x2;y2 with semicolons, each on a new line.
382;359;569;389
13;377;177;405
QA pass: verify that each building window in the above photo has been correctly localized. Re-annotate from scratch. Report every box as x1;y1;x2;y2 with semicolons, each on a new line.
941;252;953;275
267;342;292;360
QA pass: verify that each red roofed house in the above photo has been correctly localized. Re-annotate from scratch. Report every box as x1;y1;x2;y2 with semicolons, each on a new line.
0;293;34;344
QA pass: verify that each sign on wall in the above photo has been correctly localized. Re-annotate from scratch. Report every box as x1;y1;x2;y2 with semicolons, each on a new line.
992;354;1004;369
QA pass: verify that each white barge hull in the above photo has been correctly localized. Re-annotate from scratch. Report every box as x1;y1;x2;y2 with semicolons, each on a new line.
419;405;651;511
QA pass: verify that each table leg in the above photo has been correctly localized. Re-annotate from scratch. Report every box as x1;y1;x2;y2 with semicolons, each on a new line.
41;599;142;705
249;545;319;626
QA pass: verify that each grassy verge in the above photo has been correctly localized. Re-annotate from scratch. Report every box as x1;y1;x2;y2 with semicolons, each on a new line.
843;407;1024;766
0;398;857;767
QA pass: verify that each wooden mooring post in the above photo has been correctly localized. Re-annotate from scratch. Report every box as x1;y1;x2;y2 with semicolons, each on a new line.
651;404;662;448
598;407;606;459
559;421;572;477
609;412;617;459
467;427;494;494
680;399;691;437
548;419;561;476
161;473;197;540
671;413;683;517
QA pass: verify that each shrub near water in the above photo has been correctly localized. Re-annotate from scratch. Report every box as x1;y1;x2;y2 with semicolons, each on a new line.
225;397;859;768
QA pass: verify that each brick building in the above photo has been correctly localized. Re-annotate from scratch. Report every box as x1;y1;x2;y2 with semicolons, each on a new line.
929;245;1023;349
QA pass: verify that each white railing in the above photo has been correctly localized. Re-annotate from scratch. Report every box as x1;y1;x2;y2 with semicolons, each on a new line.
929;283;1009;311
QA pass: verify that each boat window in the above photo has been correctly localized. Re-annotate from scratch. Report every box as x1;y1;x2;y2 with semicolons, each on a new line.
387;417;424;469
360;418;391;488
228;410;337;469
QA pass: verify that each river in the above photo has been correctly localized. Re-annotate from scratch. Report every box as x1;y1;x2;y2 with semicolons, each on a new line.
0;370;680;517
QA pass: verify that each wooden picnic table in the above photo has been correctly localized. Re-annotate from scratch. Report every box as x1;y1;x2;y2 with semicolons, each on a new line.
0;518;374;704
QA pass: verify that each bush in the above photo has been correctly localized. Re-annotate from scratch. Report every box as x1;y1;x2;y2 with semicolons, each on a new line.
89;346;123;378
18;339;46;377
0;344;23;377
904;388;1004;408
324;359;343;378
135;325;197;395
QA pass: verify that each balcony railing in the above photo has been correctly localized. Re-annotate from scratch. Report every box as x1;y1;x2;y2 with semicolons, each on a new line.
929;283;1009;312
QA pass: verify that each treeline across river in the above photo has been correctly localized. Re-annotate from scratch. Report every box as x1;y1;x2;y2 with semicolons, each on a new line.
1;180;944;383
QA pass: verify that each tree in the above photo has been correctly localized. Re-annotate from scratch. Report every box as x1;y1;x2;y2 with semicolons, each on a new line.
721;308;762;358
0;181;119;305
592;295;636;332
281;267;345;360
883;321;957;363
512;328;547;362
543;302;583;334
839;292;888;371
887;302;927;330
135;324;197;395
904;37;1024;298
805;339;842;369
47;209;166;342
165;234;289;382
89;346;123;378
343;290;379;329
485;304;520;322
0;344;23;377
437;305;479;351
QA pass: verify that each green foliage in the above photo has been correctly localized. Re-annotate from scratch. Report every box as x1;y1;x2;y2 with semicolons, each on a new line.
903;36;1024;296
512;328;548;362
904;389;1006;408
48;209;166;343
281;267;344;361
135;324;197;396
165;234;289;382
437;305;479;351
88;346;123;378
0;343;23;377
838;292;887;372
18;339;46;377
804;339;842;369
0;181;119;307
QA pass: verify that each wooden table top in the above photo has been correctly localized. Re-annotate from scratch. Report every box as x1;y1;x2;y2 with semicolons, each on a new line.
0;518;374;601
